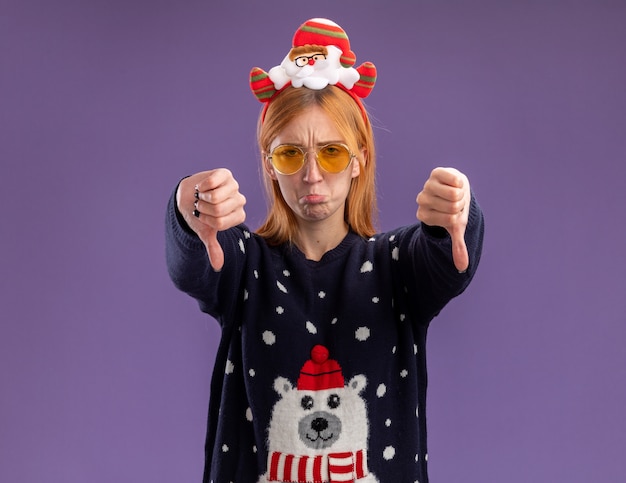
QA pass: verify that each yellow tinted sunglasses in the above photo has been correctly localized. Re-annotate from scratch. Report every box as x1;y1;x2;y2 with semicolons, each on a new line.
267;143;356;175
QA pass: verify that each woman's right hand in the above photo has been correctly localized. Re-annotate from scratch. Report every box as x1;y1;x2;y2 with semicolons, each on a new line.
176;169;247;271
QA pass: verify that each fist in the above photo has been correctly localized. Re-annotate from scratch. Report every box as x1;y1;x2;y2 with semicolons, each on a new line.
176;168;246;270
416;167;471;272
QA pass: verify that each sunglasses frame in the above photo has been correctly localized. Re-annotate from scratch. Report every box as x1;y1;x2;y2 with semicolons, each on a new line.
266;143;356;176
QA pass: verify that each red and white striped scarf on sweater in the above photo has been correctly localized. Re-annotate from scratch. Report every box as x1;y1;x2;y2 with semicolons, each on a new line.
268;450;368;482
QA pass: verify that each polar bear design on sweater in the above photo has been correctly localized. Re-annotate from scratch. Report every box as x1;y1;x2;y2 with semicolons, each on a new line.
258;345;379;483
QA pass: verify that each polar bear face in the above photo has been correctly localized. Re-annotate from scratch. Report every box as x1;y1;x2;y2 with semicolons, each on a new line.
268;374;369;455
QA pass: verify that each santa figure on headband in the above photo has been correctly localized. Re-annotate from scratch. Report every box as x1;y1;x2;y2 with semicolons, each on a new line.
250;18;377;102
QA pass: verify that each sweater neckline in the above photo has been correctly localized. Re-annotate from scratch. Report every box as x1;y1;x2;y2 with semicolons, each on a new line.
283;231;362;266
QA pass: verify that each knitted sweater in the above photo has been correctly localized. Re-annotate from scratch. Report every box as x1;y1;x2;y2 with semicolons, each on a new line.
165;191;484;483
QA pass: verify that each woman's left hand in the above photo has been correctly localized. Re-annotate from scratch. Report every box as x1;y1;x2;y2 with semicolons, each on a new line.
416;167;471;273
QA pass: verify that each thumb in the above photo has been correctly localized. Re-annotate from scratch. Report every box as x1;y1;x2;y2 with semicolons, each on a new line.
202;229;224;272
449;225;469;273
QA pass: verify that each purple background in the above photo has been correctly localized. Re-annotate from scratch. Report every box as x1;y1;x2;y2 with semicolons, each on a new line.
2;0;625;481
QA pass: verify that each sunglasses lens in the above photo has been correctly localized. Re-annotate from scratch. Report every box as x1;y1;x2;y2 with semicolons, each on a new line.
270;145;304;175
317;144;352;173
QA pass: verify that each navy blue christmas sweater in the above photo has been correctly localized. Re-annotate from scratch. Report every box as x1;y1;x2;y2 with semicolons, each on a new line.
165;190;484;483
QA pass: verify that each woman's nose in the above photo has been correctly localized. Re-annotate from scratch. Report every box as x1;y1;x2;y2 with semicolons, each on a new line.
302;152;323;182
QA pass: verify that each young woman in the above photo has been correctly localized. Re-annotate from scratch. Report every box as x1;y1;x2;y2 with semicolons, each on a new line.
166;18;484;483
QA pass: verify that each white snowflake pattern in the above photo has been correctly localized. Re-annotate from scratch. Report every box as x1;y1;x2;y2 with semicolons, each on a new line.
385;419;391;427
399;313;406;322
389;235;396;242
355;326;370;341
360;261;373;273
262;331;276;345
222;444;229;453
318;291;326;299
392;246;400;261
372;297;379;303
414;344;418;355
283;269;290;276
238;239;245;253
245;408;253;422
400;369;408;378
306;321;317;334
376;384;387;397
243;230;250;239
225;360;234;374
253;270;259;279
383;446;396;460
277;281;288;293
243;289;248;301
249;369;256;377
276;306;284;314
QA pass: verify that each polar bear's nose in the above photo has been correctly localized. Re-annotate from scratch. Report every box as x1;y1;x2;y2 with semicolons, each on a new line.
311;417;328;433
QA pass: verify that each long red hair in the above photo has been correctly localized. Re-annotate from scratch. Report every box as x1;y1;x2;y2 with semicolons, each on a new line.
255;86;378;245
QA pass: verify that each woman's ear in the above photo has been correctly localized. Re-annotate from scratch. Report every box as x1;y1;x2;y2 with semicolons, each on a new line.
263;154;278;180
351;148;367;178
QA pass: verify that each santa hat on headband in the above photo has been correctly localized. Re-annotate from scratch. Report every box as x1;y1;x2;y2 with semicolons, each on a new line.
297;345;345;391
292;18;356;68
250;18;377;108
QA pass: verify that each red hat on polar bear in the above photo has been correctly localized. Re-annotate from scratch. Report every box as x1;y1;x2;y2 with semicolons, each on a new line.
297;345;345;391
291;18;357;68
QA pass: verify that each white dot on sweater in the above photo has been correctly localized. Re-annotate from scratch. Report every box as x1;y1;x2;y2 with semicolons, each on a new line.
253;445;257;453
277;281;288;293
415;453;419;462
263;331;276;345
392;346;397;354
372;297;379;303
400;314;406;322
383;446;396;460
355;326;370;341
331;317;338;325
283;269;290;276
414;344;418;354
254;270;259;279
318;291;326;298
243;289;248;301
416;405;419;418
400;369;408;378
306;321;317;334
238;239;245;253
392;246;399;261
249;369;256;377
243;230;250;239
360;260;373;273
225;360;234;374
222;444;229;453
276;306;284;314
368;237;376;242
385;419;391;427
376;384;386;397
389;235;396;242
245;408;253;422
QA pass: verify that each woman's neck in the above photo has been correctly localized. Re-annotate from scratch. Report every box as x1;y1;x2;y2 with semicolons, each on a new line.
292;219;349;261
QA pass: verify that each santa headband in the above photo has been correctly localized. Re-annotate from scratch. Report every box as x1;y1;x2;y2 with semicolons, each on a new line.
250;18;377;121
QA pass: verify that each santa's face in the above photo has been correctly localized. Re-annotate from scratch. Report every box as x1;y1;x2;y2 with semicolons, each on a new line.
281;46;341;79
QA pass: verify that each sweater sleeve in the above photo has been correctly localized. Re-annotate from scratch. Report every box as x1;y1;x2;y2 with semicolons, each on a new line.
164;187;247;321
397;192;485;324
